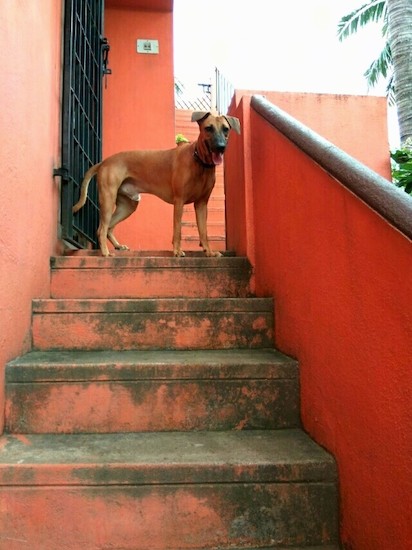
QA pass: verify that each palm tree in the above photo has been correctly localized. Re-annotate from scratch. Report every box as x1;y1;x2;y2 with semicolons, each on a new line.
386;0;412;144
338;0;412;144
338;1;389;91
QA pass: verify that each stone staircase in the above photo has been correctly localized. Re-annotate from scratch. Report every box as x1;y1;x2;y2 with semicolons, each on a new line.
0;251;340;549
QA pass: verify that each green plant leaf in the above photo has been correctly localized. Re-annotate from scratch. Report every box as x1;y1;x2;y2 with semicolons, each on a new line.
337;0;387;41
391;150;411;163
364;42;392;87
391;147;412;195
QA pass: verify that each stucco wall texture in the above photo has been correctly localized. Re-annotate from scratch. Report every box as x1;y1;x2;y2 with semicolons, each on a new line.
225;96;411;550
0;1;63;428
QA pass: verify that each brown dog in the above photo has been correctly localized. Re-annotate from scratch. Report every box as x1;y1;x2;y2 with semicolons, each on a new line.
72;111;241;257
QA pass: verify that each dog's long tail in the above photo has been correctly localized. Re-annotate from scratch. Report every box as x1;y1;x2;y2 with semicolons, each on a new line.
72;163;101;213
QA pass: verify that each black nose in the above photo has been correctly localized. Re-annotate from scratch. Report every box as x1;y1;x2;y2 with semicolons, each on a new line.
215;144;226;154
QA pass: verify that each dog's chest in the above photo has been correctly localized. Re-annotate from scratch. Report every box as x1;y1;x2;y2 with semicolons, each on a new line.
184;169;215;203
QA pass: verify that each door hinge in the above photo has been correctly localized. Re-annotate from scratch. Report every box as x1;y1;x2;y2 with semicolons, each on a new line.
102;37;112;76
53;166;69;179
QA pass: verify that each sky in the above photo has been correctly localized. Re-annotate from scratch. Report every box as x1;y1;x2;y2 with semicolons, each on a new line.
173;0;399;145
173;0;386;94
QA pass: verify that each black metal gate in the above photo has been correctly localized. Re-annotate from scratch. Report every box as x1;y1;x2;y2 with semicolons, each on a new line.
57;0;110;247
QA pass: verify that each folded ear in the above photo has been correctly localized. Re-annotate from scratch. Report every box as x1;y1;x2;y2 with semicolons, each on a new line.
225;116;241;135
191;111;211;123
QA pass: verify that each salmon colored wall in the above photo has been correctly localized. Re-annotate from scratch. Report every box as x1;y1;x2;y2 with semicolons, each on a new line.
103;5;175;251
226;92;391;261
224;99;253;261
233;90;391;179
225;98;412;549
0;1;63;430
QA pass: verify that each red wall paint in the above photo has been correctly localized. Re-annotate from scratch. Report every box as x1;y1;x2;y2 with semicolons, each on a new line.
0;1;63;431
225;98;412;549
232;90;391;179
226;92;392;269
224;103;253;262
103;6;176;252
106;0;172;10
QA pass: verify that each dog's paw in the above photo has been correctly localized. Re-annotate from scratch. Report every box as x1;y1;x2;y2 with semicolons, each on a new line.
115;244;129;251
173;249;186;257
205;250;222;257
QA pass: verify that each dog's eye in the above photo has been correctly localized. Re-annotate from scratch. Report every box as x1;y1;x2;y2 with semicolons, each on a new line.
205;125;215;133
223;127;229;134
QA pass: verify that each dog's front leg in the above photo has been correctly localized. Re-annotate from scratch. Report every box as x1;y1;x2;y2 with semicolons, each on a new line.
172;200;185;257
194;200;222;257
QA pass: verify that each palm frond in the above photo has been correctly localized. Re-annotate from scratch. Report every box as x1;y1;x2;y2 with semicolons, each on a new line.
363;42;392;87
363;42;395;104
337;0;387;41
381;18;388;37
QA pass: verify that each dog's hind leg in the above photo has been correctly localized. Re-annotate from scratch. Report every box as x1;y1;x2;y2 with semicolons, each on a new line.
107;194;140;251
96;182;119;256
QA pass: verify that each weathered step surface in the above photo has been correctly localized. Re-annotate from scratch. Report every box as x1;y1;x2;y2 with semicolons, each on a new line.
5;349;300;433
181;221;226;244
32;297;274;351
0;429;338;549
224;548;340;550
183;203;225;224
51;253;252;299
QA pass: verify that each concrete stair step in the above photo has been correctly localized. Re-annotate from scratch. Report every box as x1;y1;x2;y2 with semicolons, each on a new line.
183;203;225;210
5;349;299;433
183;194;225;203
181;224;226;240
222;547;341;550
180;236;226;252
182;220;225;227
4;240;340;548
0;429;339;549
182;206;225;223
183;234;225;241
217;547;341;550
50;254;250;299
32;297;274;351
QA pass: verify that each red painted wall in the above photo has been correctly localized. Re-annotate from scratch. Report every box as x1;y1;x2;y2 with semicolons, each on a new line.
232;90;391;179
0;1;63;431
226;93;392;262
225;98;412;549
224;99;254;261
103;4;175;252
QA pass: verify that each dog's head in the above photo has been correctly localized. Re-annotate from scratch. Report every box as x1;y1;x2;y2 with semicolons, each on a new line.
191;111;241;165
